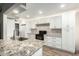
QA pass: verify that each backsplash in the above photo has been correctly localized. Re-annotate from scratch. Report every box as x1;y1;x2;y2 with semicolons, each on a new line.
47;29;62;37
29;25;62;40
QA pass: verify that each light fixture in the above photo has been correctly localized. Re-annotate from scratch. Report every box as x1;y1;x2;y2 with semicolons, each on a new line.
38;10;43;14
13;9;19;14
60;4;66;8
26;15;30;18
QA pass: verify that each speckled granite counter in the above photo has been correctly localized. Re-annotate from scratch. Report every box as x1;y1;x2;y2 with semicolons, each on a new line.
2;39;44;56
0;40;4;56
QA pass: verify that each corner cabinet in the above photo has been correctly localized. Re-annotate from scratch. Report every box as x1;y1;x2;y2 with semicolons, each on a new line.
50;16;62;29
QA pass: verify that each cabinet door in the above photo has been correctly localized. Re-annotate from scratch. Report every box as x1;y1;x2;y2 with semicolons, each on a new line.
32;48;42;56
45;37;62;49
55;16;62;28
52;38;62;45
50;18;55;28
26;22;31;33
50;16;62;29
54;16;62;28
52;43;61;49
62;11;75;53
46;41;61;49
44;37;54;42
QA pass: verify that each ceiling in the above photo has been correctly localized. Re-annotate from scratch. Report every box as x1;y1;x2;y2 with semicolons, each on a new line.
0;3;14;13
5;3;26;19
6;3;79;19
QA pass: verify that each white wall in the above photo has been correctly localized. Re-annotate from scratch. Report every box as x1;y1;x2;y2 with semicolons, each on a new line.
3;14;7;40
75;12;79;51
3;14;15;41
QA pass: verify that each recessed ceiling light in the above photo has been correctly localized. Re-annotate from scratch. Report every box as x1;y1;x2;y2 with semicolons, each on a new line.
26;15;30;18
60;4;65;8
13;10;19;14
38;10;43;14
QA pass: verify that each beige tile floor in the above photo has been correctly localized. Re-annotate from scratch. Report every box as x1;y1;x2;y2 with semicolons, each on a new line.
43;45;79;56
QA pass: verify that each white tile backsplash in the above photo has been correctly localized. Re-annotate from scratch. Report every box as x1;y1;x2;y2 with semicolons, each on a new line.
29;25;62;40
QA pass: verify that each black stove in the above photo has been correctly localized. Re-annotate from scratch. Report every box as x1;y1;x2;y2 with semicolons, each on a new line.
35;31;47;40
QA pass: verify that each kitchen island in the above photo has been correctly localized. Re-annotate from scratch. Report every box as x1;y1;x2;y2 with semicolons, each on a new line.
2;39;44;56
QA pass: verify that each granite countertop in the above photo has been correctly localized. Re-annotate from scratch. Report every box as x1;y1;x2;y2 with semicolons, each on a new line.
0;40;4;56
4;46;41;56
3;39;43;56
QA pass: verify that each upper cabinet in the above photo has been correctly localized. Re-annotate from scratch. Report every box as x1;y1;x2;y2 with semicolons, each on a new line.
29;16;62;29
50;16;62;29
30;18;50;29
37;18;50;24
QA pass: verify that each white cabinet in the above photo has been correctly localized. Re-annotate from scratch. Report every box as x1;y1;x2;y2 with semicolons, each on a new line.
20;24;26;37
44;11;75;53
31;24;36;29
30;20;36;29
6;18;15;39
37;18;50;24
32;48;42;56
45;37;62;49
25;22;31;33
62;11;75;53
50;16;62;29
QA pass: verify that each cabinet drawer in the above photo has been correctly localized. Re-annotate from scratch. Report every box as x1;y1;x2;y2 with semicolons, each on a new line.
52;39;61;45
52;44;61;49
45;39;53;42
45;37;62;44
44;37;55;42
52;41;61;45
46;42;61;49
52;38;61;41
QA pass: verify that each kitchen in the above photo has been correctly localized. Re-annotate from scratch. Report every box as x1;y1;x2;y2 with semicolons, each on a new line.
1;3;79;56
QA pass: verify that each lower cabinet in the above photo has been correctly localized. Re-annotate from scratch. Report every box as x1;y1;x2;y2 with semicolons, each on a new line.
44;37;62;49
32;48;42;56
